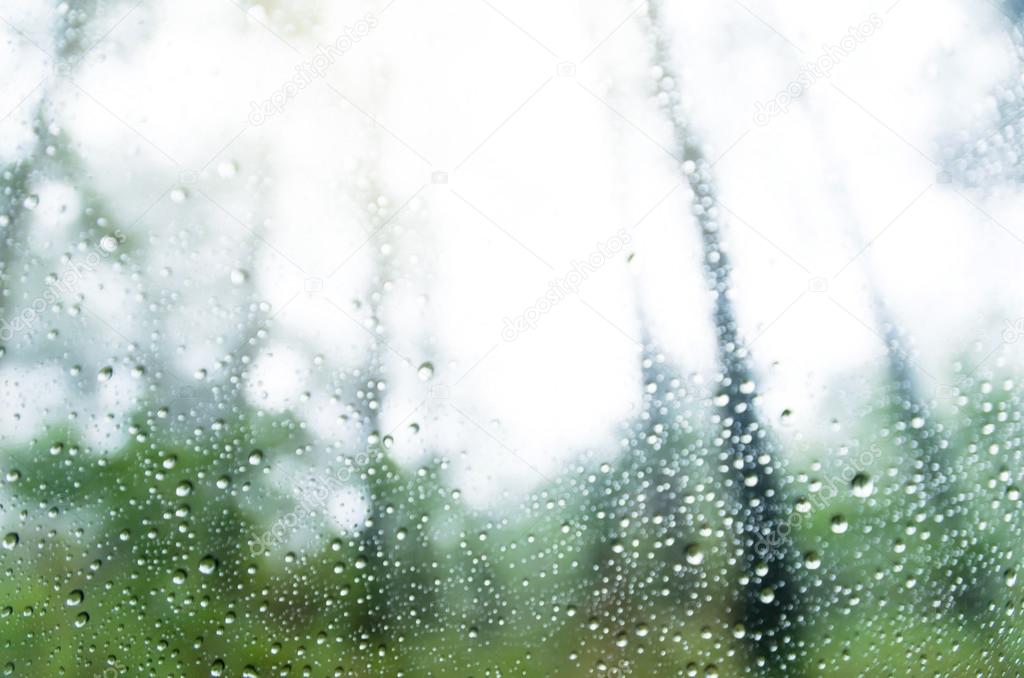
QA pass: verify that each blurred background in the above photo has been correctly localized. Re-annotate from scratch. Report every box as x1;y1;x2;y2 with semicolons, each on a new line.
1;0;1023;675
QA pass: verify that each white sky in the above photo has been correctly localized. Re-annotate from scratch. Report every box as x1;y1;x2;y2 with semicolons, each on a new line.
1;0;1022;508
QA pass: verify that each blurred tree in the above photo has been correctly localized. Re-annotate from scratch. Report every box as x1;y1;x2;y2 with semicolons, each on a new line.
343;173;448;651
643;1;804;672
946;1;1024;185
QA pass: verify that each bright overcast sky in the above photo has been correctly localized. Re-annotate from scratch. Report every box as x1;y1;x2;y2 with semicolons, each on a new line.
1;0;1022;507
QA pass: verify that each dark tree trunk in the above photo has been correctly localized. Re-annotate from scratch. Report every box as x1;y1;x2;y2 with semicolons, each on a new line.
643;2;802;671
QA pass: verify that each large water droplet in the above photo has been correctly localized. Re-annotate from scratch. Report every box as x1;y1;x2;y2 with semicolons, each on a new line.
65;589;84;607
851;473;874;498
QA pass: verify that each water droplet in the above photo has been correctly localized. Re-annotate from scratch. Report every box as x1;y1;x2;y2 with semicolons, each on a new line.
851;473;874;498
99;234;119;252
198;556;218;575
65;589;84;606
2;533;18;550
417;362;434;381
97;366;113;382
830;515;848;534
685;543;704;565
